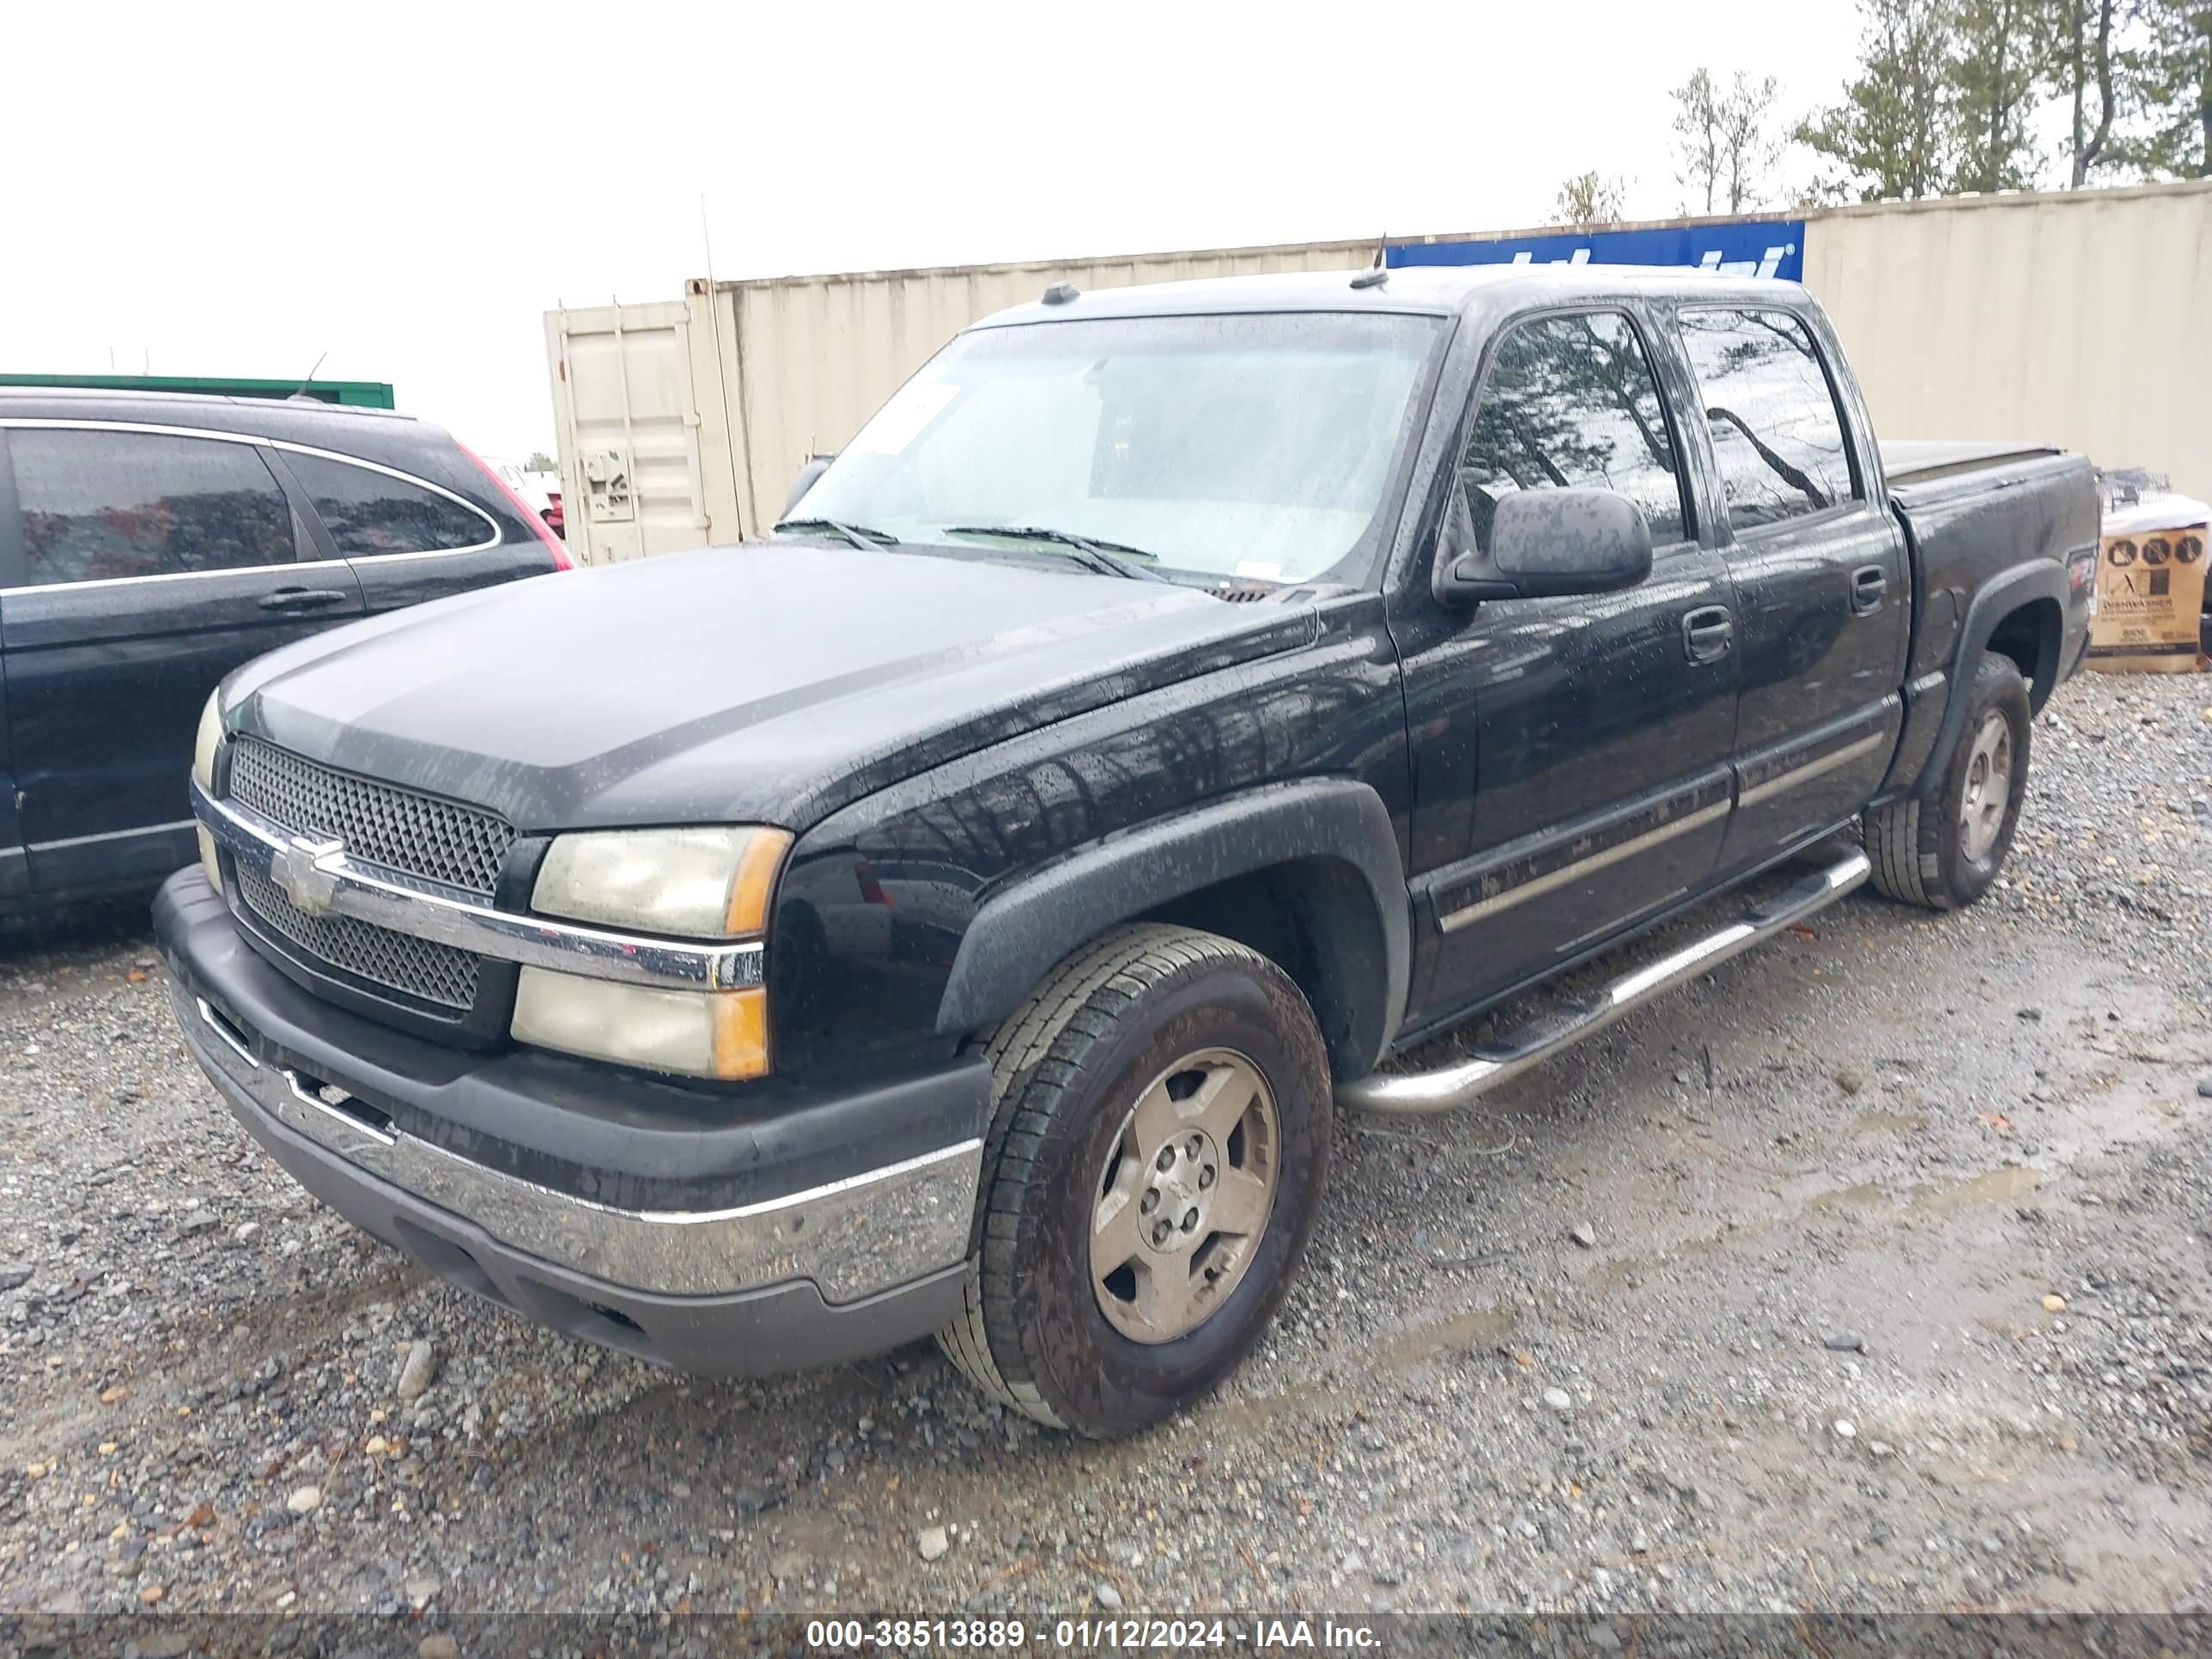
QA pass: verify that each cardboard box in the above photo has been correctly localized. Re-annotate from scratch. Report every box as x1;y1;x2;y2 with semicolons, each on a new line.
2087;493;2209;673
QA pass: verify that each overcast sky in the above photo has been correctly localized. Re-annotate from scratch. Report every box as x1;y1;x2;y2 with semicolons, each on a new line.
4;0;1866;459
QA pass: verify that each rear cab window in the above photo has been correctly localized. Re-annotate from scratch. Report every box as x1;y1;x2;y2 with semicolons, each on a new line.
8;428;296;584
284;453;496;556
1676;308;1860;532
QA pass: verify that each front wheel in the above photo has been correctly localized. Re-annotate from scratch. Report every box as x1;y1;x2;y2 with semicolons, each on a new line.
1863;650;2031;910
936;924;1332;1438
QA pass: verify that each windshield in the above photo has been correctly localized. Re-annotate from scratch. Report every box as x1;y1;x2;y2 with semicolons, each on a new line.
787;311;1441;585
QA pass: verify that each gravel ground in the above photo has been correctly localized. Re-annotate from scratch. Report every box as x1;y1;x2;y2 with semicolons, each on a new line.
2;669;2208;1622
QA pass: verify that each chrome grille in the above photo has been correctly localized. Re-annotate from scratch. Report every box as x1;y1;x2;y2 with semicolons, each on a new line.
235;861;482;1011
229;739;514;896
225;739;514;1015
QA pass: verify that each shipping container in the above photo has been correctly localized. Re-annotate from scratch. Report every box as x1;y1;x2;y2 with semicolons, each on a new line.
1799;181;2211;519
545;179;2212;563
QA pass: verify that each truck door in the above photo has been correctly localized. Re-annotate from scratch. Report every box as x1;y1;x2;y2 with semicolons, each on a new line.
1669;307;1908;878
1394;307;1741;1027
0;422;364;898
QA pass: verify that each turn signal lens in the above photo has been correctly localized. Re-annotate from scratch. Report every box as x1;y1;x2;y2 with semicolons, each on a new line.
725;829;792;934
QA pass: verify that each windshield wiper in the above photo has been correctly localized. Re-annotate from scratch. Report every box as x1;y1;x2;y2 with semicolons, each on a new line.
773;517;901;552
943;524;1171;583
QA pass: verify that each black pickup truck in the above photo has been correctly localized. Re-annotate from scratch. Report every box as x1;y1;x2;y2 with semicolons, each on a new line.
156;266;2100;1437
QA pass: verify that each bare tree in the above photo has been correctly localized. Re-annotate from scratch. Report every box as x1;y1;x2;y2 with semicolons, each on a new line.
1551;172;1630;223
1673;69;1726;212
1674;69;1784;213
2052;0;2124;184
1952;0;2045;191
1717;72;1784;210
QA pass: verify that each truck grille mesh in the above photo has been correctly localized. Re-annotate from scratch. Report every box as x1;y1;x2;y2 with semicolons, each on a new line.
235;863;483;1011
228;739;514;896
226;739;514;1014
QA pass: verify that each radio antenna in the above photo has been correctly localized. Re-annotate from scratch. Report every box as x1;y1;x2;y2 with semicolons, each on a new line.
293;350;328;398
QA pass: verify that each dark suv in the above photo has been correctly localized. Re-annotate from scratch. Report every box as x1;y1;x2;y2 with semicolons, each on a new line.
0;391;569;918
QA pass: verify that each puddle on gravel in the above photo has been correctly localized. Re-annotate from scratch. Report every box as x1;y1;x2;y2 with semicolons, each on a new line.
1852;1109;1928;1137
1202;1167;2041;1449
1379;1304;1515;1369
1578;1167;2040;1297
1590;1230;1734;1294
1807;1181;1887;1212
1912;1164;2041;1212
1193;1304;1516;1443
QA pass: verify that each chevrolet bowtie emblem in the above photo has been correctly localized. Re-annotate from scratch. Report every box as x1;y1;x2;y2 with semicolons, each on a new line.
271;836;345;918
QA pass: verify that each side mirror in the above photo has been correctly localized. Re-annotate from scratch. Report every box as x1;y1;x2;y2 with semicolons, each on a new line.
783;453;836;515
1432;487;1654;607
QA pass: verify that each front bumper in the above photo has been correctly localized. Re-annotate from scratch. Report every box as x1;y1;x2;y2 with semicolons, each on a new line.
155;867;986;1375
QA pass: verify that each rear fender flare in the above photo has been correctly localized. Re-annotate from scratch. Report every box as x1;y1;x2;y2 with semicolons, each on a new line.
1899;561;2066;798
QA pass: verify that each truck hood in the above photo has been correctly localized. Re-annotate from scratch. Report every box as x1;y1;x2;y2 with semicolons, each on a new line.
225;543;1316;831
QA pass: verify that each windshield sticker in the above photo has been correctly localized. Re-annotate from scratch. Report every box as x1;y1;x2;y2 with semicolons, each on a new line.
1234;561;1284;580
848;381;961;455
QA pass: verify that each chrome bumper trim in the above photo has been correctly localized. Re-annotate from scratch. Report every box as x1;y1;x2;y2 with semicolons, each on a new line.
173;979;981;1301
192;779;764;993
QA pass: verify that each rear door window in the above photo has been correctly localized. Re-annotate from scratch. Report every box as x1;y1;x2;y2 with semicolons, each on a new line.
9;428;295;584
285;453;495;555
1677;309;1858;532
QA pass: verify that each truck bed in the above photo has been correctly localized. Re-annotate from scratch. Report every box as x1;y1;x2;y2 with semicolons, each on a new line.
1880;438;2067;487
1881;441;2101;729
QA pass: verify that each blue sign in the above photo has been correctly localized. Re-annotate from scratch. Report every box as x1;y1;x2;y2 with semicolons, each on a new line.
1389;219;1806;282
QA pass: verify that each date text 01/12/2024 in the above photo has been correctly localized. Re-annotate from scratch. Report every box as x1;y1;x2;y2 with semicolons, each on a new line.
804;1618;1382;1650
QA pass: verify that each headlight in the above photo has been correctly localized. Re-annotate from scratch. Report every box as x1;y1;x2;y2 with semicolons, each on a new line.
192;693;225;891
192;690;224;793
518;825;791;1079
532;826;791;938
512;972;768;1080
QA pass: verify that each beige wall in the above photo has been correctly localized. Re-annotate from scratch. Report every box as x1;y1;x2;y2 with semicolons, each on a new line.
1802;181;2212;506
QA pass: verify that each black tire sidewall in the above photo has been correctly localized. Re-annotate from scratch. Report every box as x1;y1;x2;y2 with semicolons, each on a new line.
1007;958;1329;1437
1923;655;2031;907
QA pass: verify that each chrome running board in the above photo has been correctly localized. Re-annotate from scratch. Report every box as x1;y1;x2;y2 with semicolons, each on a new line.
1339;850;1870;1116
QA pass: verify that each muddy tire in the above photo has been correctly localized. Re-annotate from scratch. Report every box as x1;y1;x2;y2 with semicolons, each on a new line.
1863;651;2031;911
936;923;1331;1438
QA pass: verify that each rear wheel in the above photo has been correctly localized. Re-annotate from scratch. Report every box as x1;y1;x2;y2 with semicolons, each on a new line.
936;924;1331;1438
1863;650;2031;910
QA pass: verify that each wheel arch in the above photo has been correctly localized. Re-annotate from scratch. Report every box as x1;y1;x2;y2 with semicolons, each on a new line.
1983;594;2064;714
933;778;1409;1079
1900;562;2066;800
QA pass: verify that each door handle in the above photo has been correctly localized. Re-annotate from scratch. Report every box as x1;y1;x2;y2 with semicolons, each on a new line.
1680;605;1734;664
258;587;350;611
1850;564;1888;617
